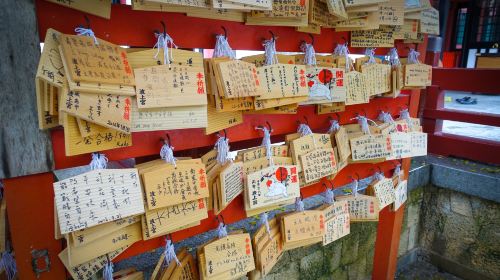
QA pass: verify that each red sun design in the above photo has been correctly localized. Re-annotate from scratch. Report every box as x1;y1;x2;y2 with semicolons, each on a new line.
275;167;288;181
318;69;333;84
308;80;315;88
266;180;272;187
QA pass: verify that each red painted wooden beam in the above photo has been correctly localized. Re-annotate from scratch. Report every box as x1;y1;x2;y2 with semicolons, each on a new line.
428;133;500;165
432;68;500;94
423;108;500;127
51;97;411;170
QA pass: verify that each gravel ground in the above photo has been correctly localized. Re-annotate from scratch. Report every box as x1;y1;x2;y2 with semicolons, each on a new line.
396;261;463;280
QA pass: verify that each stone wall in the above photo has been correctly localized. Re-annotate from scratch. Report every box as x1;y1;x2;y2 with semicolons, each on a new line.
261;222;378;280
418;185;500;279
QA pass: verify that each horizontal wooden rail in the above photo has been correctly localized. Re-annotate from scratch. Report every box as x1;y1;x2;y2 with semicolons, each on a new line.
424;70;500;164
432;68;500;94
423;108;500;127
52;97;411;170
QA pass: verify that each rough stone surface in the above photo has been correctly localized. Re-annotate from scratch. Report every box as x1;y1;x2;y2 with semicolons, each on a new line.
299;250;325;280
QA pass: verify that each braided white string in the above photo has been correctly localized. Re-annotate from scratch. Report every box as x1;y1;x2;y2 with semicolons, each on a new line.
327;120;341;134
300;42;316;66
153;32;177;65
0;252;16;280
407;48;421;64
89;153;108;170
324;188;334;205
259;212;272;239
295;197;305;212
378;111;395;124
102;261;113;280
400;108;414;129
75;27;98;45
297;123;313;136
351;179;359;197
365;48;376;64
217;222;228;238
350;116;377;135
160;143;177;167
164;239;181;267
255;126;274;166
338;43;352;72
214;135;230;165
213;35;235;59
388;48;401;66
394;164;403;181
263;39;278;66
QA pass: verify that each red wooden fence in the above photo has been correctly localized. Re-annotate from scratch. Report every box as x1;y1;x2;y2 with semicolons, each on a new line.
423;68;500;165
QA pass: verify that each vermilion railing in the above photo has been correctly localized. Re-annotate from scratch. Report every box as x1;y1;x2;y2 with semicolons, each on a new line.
423;68;500;165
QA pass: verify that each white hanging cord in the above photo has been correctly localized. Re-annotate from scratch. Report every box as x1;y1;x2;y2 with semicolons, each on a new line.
259;212;272;239
374;171;385;181
400;108;414;129
324;188;334;205
394;164;403;181
153;32;177;65
338;43;352;72
327;119;341;134
0;251;17;280
350;116;377;135
351;179;359;197
377;111;395;124
160;139;177;167
255;126;274;166
214;135;230;165
164;238;181;267
297;123;313;137
89;153;108;170
102;257;113;280
75;27;98;45
300;42;316;66
407;48;421;64
365;48;376;64
263;38;278;66
213;35;235;59
388;48;401;66
295;197;305;212
216;221;228;238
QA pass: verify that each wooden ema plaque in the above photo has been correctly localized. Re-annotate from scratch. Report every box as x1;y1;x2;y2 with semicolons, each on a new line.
326;0;347;19
145;198;207;239
47;0;112;19
238;145;288;162
58;245;127;280
59;34;136;95
246;165;300;209
420;7;440;35
317;102;345;114
281;210;325;243
255;64;308;100
361;63;392;96
323;213;350;246
203;233;255;278
71;215;140;247
290;133;332;170
404;64;432;87
216;60;262;98
66;222;141;266
410;132;428;157
53;169;144;234
240;54;296;67
300;148;337;183
142;163;209;209
60;90;133;133
134;50;207;108
36;28;65;129
350;29;395;48
302;67;346;104
218;162;244;211
334;126;351;162
63;114;132;156
393;180;408;211
344;71;369;105
350;134;392;161
242;156;293;175
386;132;412;160
372;178;396;209
336;194;379;221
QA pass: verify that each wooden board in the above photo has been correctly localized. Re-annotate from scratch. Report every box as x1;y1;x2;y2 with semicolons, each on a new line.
205;102;243;135
216;60;262;98
300;148;337;183
301;67;346;104
53;168;144;234
47;0;112;19
344;71;369;105
60;90;132;133
63;114;132;156
255;64;308;100
281;210;324;243
350;29;395;47
350;134;392;161
246;165;300;209
336;194;379;221
71;215;141;247
420;7;440;35
134;50;207;108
